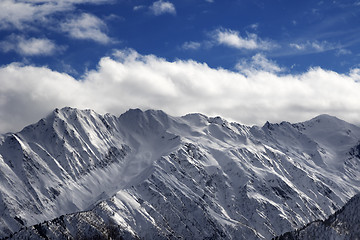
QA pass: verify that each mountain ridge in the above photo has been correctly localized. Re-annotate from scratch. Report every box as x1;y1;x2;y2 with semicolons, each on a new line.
273;193;360;240
1;107;360;239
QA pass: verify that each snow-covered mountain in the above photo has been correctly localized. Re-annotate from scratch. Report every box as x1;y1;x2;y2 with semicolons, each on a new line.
274;193;360;240
1;107;360;239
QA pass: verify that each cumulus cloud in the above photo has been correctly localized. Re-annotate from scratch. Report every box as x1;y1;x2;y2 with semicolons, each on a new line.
0;63;83;133
150;0;176;16
61;13;111;44
1;49;360;133
236;54;284;75
0;35;60;56
0;0;111;30
213;28;277;50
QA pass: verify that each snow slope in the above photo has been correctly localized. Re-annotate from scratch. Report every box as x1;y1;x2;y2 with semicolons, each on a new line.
1;108;360;239
274;193;360;240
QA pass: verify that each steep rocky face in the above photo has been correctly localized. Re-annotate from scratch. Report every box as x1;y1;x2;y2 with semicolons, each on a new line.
274;193;360;240
5;208;140;240
1;108;360;239
0;107;130;237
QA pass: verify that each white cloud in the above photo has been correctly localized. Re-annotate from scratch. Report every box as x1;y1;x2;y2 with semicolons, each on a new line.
150;0;176;16
213;28;276;50
61;13;111;44
182;41;201;50
0;0;111;30
0;35;60;56
0;63;83;133
0;0;41;29
133;5;145;11
289;43;305;50
336;48;352;56
236;54;284;74
249;23;259;30
1;49;360;134
290;40;337;53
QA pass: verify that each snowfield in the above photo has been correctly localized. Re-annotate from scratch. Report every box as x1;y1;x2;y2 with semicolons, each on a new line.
0;107;360;239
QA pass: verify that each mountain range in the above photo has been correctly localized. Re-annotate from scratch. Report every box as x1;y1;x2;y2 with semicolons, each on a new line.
0;107;359;239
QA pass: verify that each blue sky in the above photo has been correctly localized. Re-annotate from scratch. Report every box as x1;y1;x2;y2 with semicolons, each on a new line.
1;0;359;74
1;0;360;133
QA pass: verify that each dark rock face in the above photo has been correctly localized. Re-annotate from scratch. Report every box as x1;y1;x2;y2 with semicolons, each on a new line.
274;193;360;240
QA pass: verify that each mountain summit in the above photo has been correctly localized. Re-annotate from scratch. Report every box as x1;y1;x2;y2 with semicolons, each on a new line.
1;108;360;239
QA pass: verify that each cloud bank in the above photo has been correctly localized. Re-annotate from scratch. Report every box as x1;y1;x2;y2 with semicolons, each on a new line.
1;49;360;133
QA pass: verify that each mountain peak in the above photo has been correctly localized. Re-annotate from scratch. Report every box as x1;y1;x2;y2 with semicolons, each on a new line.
118;108;172;135
308;113;341;124
52;106;96;118
120;108;143;116
181;113;209;127
295;113;360;133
